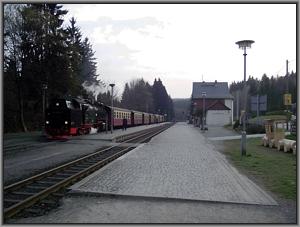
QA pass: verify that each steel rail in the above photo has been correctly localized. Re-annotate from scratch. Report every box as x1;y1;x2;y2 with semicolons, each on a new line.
4;124;168;192
4;123;172;219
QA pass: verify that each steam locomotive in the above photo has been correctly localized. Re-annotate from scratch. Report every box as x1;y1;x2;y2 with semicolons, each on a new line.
45;97;165;139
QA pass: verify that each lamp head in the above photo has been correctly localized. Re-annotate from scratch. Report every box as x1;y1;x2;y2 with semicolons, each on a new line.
235;40;255;49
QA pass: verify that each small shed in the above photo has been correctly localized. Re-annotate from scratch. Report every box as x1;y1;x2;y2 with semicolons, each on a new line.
263;119;286;148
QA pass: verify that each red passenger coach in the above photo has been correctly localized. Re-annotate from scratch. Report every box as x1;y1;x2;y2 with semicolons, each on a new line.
132;111;143;126
143;113;150;125
111;107;132;128
45;97;165;139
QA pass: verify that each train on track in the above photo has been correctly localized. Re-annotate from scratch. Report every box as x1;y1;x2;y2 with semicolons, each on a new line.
45;97;165;139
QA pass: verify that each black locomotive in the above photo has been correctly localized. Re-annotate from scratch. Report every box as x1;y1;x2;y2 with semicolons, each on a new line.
45;97;165;139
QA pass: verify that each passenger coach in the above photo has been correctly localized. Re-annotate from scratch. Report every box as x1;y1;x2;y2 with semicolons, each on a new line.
45;97;166;139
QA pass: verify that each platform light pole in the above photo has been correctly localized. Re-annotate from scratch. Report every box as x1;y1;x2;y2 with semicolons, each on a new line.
235;40;255;156
42;83;48;135
201;92;206;131
109;83;115;134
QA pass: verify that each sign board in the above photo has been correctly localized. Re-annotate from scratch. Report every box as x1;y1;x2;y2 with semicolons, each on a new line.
284;94;292;106
250;95;267;111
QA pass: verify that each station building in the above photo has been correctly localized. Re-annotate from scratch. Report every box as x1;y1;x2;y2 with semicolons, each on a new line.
191;81;234;126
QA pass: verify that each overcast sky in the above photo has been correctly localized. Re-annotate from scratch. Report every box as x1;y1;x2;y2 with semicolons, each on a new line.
62;4;296;99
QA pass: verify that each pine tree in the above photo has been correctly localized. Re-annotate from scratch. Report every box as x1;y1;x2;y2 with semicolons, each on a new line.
66;17;83;95
4;4;27;132
80;37;99;85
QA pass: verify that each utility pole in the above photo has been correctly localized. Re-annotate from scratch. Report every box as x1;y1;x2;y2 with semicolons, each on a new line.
236;40;255;156
286;60;289;81
109;83;115;134
42;83;48;136
257;94;259;117
236;90;239;121
201;92;206;131
286;60;289;130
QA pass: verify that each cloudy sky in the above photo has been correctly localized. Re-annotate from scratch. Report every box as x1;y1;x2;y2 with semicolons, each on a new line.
62;4;296;98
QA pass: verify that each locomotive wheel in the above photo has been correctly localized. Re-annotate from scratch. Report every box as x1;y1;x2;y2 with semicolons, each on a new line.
77;128;83;135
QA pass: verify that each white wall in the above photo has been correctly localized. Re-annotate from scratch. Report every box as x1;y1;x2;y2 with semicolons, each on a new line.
225;99;233;125
206;110;231;126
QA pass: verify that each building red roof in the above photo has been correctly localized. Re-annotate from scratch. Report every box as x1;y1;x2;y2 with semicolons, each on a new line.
206;100;231;110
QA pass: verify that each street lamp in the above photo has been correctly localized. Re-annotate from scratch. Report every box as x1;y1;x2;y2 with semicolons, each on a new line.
202;91;206;131
236;40;255;156
109;83;115;134
42;83;48;135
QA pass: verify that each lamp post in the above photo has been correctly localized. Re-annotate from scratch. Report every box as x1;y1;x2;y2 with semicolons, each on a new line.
202;91;206;131
109;83;115;134
42;83;48;135
235;40;254;156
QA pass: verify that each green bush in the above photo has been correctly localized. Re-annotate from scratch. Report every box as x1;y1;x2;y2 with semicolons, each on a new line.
233;120;240;130
246;123;265;134
286;134;296;140
265;110;286;116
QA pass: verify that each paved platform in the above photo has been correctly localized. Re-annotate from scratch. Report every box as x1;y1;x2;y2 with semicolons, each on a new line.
69;122;167;141
3;123;166;155
70;122;277;206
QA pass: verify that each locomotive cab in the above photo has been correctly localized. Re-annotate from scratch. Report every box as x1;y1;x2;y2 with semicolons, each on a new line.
45;98;81;137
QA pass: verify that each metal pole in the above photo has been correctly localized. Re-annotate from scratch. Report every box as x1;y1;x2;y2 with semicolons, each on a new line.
286;59;289;82
42;88;45;132
236;90;239;121
286;59;289;131
42;84;47;136
202;97;204;130
241;48;247;156
257;94;259;117
236;40;254;157
203;96;206;130
110;86;114;134
105;115;108;134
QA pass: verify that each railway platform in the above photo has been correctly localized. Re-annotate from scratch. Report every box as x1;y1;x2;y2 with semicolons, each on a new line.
9;122;292;223
70;122;276;206
3;123;167;185
69;122;168;142
3;123;167;155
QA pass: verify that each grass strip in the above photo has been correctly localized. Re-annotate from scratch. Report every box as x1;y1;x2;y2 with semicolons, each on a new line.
222;138;296;200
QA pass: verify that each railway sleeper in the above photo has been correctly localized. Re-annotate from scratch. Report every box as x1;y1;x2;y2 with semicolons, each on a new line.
11;191;36;196
52;192;65;197
62;169;80;174
4;198;22;205
39;199;57;205
35;180;57;185
24;208;41;215
47;176;67;181
56;172;76;176
83;160;99;165
75;164;92;168
26;185;48;190
67;167;86;171
4;192;29;201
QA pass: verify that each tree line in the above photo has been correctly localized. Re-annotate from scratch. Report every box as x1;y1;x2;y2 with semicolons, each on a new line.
3;4;174;133
95;78;174;122
120;78;174;121
229;72;297;119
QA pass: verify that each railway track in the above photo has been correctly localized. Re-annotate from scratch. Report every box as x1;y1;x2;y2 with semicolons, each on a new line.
4;123;173;221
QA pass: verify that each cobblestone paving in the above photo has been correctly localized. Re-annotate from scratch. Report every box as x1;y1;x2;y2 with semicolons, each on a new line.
71;123;277;205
